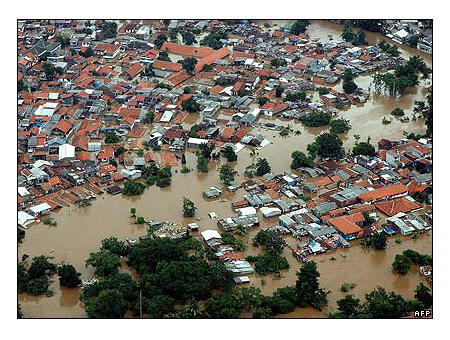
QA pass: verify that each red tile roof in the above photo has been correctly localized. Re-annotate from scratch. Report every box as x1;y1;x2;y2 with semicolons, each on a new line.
161;41;214;58
328;216;363;235
194;47;230;73
168;70;192;86
374;197;421;216
53;119;72;133
152;60;183;72
359;184;408;202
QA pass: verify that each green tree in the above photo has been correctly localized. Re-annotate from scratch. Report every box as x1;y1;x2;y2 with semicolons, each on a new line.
18;263;30;293
362;233;387;250
391;107;405;116
318;87;329;95
80;273;138;305
205;292;242;318
143;111;155;124
352;141;376;157
414;283;432;309
222;145;238;162
43;63;56;80
18;228;25;243
342;69;355;82
291;150;313;169
182;96;200;112
122;180;145;196
341;20;356;43
199;143;215;160
167;299;204;318
314;133;345;159
201;30;227;49
330;118;351;134
85;289;128;318
307;142;318;159
196;154;208;172
284;91;306;102
291;20;310;35
58;264;82;288
408;34;419;47
99;21;118;39
219;164;237;186
18;79;28;92
258;97;269;106
81;47;94;57
252;230;286;256
182;197;197;217
101;237;131;256
343;80;358;94
402;249;432;266
144;295;175;318
336;294;361;318
154;34;167;49
256;158;271;176
181;31;196;45
295;261;329;310
27;255;57;279
361;286;409;318
105;131;119;143
157;50;171;61
275;86;284;97
270;58;287;68
130;208;136;217
392;254;412;275
354;30;367;46
178;57;198;75
303;111;332;127
362;211;375;225
85;251;120;277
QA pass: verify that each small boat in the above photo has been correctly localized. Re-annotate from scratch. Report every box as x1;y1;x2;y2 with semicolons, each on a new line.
400;116;410;123
126;237;137;246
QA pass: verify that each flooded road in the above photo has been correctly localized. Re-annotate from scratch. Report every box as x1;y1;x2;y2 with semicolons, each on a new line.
19;20;432;318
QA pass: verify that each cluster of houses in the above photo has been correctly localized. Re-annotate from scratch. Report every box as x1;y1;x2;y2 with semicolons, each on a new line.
201;229;254;283
381;20;432;54
209;137;432;262
17;20;431;237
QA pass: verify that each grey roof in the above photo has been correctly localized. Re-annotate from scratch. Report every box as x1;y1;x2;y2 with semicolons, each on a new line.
336;169;352;181
313;201;338;216
330;186;368;203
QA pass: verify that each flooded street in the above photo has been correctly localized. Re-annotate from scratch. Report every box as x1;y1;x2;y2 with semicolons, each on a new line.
19;20;432;318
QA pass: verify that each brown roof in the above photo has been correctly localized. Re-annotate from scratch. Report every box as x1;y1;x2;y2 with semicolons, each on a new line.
194;47;230;73
118;107;142;118
374;197;421;217
161;41;213;58
126;63;143;78
359;184;408;202
152;60;183;72
328;216;363;235
168;70;192;86
53;120;72;133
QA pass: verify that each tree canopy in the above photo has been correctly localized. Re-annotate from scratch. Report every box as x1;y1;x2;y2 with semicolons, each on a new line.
314;133;345;159
58;264;82;288
85;251;121;277
256;158;271;176
219;164;237;185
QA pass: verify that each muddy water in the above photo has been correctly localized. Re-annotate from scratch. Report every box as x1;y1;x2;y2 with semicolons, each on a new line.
19;20;432;318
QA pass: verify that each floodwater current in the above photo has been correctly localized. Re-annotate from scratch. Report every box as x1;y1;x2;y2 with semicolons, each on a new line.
18;20;432;318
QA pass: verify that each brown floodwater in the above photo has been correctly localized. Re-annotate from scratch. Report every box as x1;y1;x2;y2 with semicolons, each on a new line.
18;20;432;318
